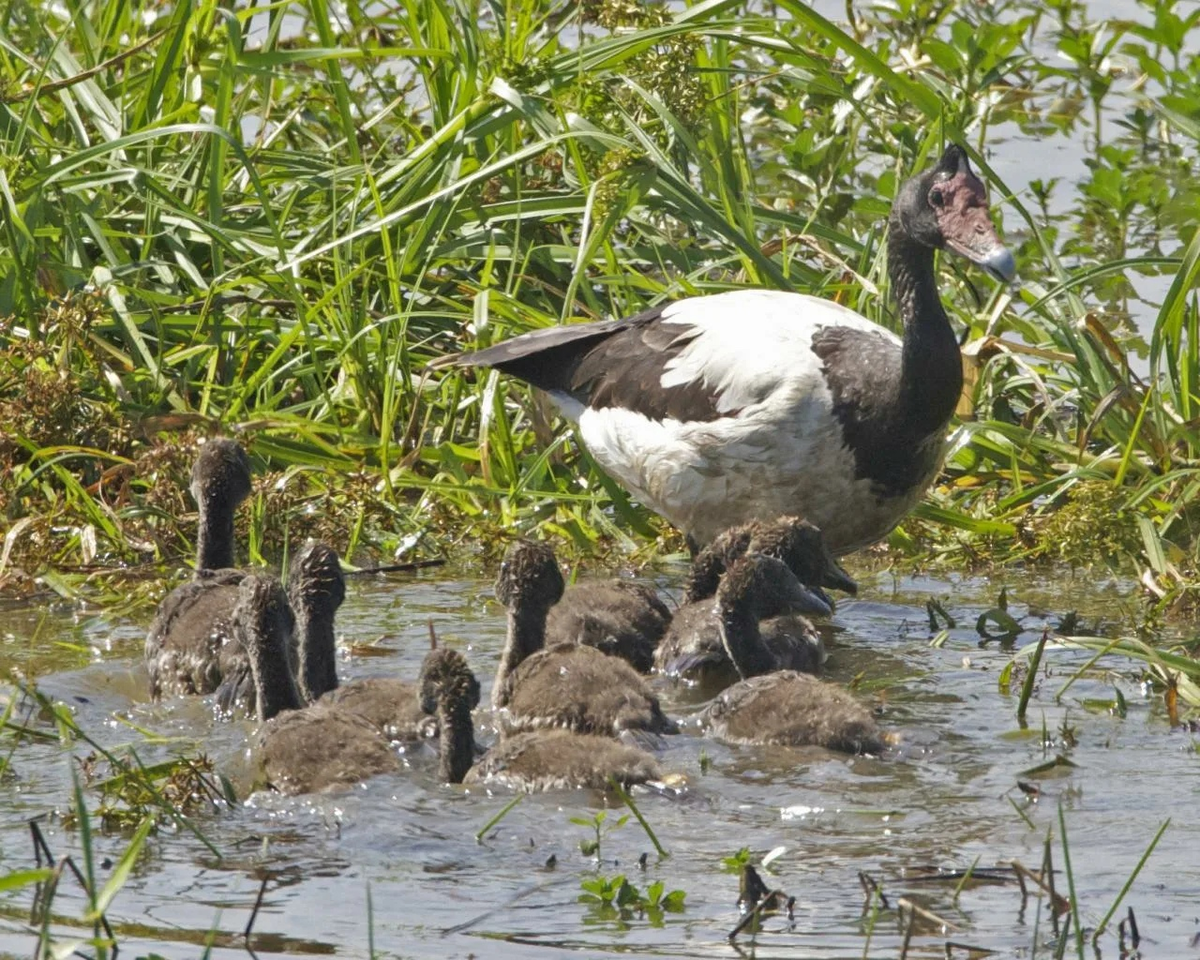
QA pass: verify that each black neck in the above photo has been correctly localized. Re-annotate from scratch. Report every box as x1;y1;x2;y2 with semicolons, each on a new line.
717;595;776;681
438;695;476;783
887;222;963;436
296;612;338;703
195;501;236;571
251;637;303;721
491;602;548;709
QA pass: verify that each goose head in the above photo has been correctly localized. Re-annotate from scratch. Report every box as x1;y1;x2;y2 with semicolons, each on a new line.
751;517;857;604
893;144;1015;284
494;540;565;610
491;540;565;708
419;647;481;784
716;554;822;680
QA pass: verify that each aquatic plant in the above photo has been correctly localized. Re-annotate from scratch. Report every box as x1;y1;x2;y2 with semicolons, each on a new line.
578;873;685;927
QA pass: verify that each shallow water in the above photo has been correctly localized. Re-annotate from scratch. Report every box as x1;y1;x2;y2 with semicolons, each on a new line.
2;563;1197;959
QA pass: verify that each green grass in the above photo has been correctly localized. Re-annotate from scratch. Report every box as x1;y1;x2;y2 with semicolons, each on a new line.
2;0;1200;608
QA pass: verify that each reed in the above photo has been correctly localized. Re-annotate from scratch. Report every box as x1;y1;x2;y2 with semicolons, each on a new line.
1;0;1198;611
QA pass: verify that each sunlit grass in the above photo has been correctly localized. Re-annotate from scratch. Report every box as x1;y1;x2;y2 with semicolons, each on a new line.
1;0;1198;620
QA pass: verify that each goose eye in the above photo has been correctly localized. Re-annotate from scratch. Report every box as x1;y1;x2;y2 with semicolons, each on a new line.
929;187;945;207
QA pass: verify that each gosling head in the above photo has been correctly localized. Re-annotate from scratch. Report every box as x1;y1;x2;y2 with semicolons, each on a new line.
419;647;482;716
494;540;565;611
190;438;253;514
718;553;830;621
753;517;857;598
287;540;346;617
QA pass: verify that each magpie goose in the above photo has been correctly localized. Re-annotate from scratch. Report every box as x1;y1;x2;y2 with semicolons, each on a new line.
420;646;662;791
451;144;1015;553
490;540;677;743
145;438;256;701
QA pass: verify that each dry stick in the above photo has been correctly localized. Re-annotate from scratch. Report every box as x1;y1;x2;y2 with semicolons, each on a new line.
728;890;788;942
1013;863;1028;902
944;943;998;956
244;876;270;939
37;858;67;957
898;901;915;959
30;819;54;865
1010;861;1070;915
1042;830;1062;924
28;820;56;925
858;870;890;910
2;28;167;103
897;896;959;933
900;865;1012;886
344;558;447;576
1125;906;1139;947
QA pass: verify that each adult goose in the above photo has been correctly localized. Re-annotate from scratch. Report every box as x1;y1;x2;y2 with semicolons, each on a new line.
421;647;661;792
657;516;855;681
236;575;401;795
697;557;884;754
145;438;254;701
449;145;1015;553
491;540;677;743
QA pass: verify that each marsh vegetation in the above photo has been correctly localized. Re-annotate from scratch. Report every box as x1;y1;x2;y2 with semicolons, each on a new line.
2;0;1200;956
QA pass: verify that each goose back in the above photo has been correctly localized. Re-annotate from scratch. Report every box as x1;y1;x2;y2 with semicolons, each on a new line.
420;647;661;792
493;541;676;741
700;670;883;754
545;578;670;673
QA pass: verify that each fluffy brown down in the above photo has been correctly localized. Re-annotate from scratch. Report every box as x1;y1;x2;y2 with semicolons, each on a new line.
499;642;676;739
701;671;883;755
254;706;401;795
464;729;661;792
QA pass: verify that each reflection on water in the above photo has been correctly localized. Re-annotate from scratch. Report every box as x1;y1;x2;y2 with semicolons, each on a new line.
2;563;1197;959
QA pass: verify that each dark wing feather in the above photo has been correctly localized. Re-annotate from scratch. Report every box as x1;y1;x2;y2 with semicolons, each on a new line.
455;305;726;424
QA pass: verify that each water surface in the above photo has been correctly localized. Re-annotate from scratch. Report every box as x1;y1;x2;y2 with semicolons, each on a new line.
2;563;1196;958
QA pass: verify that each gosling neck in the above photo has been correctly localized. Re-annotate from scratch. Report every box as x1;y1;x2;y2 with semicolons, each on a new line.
295;610;339;703
684;541;734;604
438;692;476;784
716;587;776;681
248;633;303;722
195;499;237;572
491;598;550;709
